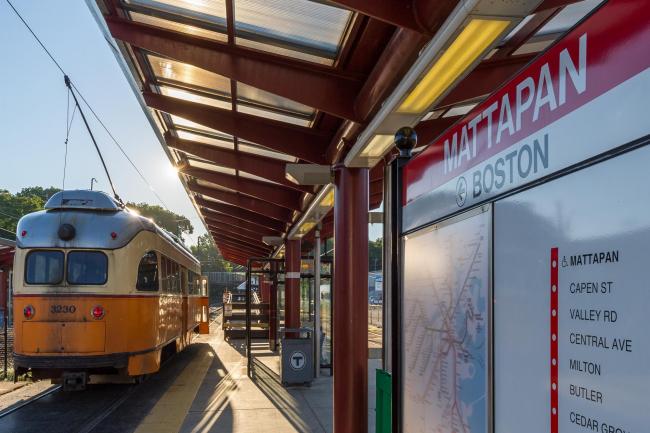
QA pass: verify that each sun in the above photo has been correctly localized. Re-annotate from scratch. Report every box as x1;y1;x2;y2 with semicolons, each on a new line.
166;162;180;178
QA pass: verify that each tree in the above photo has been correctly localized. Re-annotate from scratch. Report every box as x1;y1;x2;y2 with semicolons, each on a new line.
369;238;383;272
16;186;61;203
126;202;193;241
190;234;233;272
0;189;52;238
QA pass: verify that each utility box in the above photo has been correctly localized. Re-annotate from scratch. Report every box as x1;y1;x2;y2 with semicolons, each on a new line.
279;328;313;386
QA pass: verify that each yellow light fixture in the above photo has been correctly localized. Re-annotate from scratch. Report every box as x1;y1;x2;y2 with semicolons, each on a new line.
361;134;395;158
398;19;510;114
319;189;335;208
297;221;317;235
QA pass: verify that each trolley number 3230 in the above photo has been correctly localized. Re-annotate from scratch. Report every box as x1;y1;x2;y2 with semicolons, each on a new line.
50;305;76;314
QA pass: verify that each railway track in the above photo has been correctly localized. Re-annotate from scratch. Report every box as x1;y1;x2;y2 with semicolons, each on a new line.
0;384;62;419
0;382;139;433
0;308;223;432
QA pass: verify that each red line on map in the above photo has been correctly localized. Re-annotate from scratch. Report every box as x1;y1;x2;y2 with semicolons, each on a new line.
550;248;559;433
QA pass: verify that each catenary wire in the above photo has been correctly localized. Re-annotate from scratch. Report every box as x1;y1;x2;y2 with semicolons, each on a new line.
5;0;170;211
0;210;21;221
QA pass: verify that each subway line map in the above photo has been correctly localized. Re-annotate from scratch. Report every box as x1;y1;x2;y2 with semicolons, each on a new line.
403;210;489;433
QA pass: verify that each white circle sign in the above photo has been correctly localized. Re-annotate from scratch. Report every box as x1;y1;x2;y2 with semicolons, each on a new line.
289;350;306;371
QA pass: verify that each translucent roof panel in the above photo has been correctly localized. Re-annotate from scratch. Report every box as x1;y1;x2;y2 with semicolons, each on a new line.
239;170;281;184
170;114;229;136
175;130;234;149
129;12;227;42
147;54;231;95
236;37;334;65
160;86;231;109
196;179;238;192
125;0;227;27
233;0;352;61
512;38;556;56
237;82;313;116
237;104;311;127
537;0;605;36
189;161;237;176
443;103;479;118
238;142;297;162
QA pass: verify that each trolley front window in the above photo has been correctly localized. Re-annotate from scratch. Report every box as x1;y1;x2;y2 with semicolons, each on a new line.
67;251;108;285
25;250;64;285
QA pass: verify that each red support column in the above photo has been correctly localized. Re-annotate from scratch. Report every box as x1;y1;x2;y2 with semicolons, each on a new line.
333;165;369;433
285;239;301;335
269;262;279;350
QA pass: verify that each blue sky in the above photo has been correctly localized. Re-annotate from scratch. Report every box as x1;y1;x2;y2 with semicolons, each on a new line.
0;0;207;244
0;1;383;245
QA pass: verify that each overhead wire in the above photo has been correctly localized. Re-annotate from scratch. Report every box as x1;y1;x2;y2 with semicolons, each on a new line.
0;211;21;221
5;0;170;211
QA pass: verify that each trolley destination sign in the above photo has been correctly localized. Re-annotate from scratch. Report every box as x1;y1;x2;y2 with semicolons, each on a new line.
403;0;650;231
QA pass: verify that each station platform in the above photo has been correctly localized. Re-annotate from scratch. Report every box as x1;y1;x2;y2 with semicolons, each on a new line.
136;323;379;433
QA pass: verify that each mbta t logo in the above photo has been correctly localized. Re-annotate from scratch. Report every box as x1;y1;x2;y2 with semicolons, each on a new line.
290;350;306;371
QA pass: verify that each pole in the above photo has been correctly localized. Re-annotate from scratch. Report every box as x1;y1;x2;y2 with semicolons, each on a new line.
246;259;252;376
333;165;369;433
389;127;416;433
314;227;321;379
0;270;6;379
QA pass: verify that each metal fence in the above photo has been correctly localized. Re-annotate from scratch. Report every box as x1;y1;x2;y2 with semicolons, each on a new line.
369;305;383;328
205;272;246;285
0;314;13;379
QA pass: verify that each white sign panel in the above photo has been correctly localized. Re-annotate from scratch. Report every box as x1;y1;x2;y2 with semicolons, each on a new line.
494;145;650;433
403;208;490;433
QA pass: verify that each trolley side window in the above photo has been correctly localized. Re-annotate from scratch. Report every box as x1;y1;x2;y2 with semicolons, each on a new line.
67;251;108;285
136;251;159;291
25;250;64;285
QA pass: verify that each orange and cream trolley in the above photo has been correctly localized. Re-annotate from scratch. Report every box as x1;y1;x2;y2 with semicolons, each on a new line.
12;190;208;389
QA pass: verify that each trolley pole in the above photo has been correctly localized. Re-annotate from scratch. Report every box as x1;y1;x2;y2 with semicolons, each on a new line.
389;127;416;433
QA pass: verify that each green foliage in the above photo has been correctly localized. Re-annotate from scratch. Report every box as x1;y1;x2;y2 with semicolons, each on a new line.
191;233;234;272
369;237;383;272
16;186;61;203
0;186;61;239
126;202;194;241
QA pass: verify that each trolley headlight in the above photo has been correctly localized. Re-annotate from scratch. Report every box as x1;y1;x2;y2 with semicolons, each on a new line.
91;305;105;320
23;305;35;320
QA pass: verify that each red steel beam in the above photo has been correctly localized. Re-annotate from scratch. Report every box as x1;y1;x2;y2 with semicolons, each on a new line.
211;230;273;251
218;244;255;260
106;17;363;121
201;208;282;236
369;178;383;197
144;92;329;164
206;218;273;241
330;0;458;35
207;222;263;243
182;166;302;211
165;132;312;193
211;235;270;255
211;233;271;254
218;243;264;259
438;54;536;108
195;197;286;232
535;0;582;12
191;183;293;223
220;251;248;266
414;116;462;146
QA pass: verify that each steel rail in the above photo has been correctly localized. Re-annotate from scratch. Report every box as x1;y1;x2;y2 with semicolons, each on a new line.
0;384;62;419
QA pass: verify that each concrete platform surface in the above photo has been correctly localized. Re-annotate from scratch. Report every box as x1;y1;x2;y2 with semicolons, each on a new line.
134;326;379;433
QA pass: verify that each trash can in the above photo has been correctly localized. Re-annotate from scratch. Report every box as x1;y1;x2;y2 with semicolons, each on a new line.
279;327;313;386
